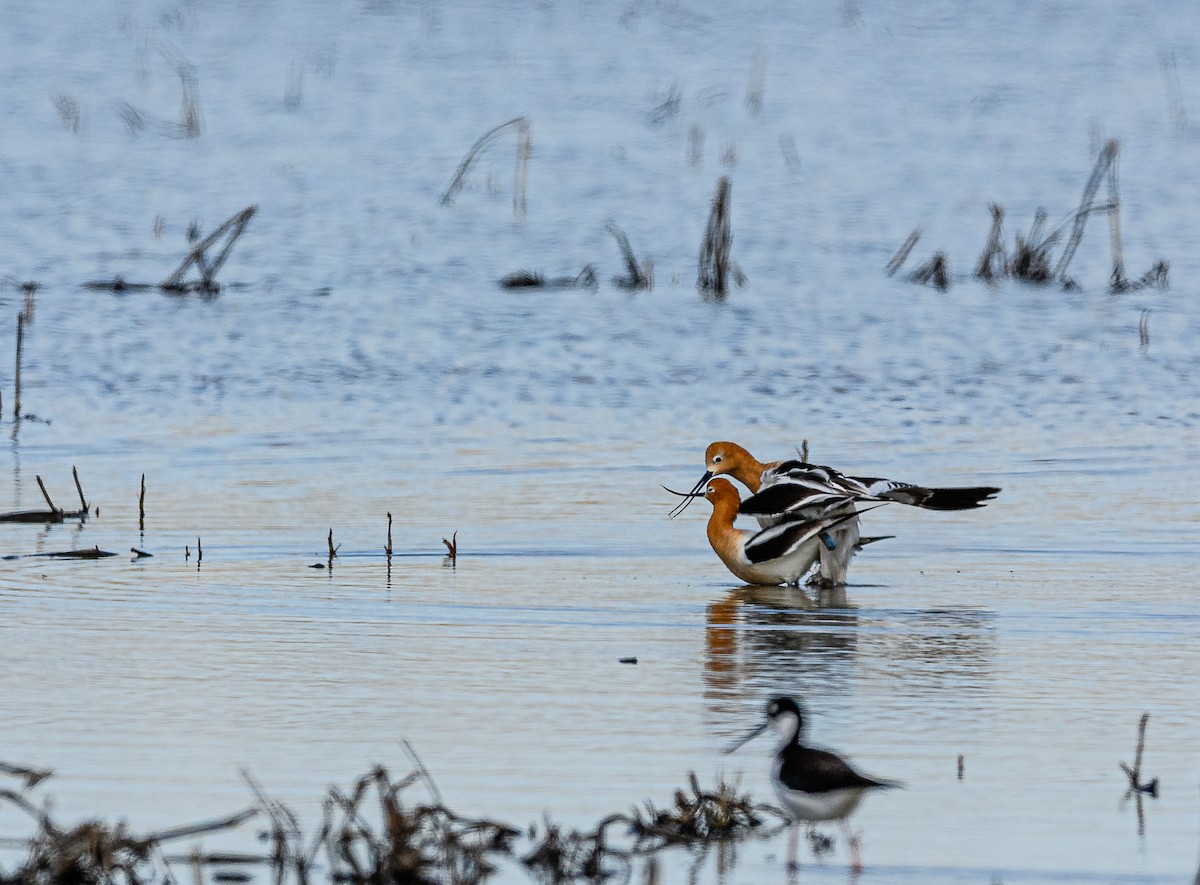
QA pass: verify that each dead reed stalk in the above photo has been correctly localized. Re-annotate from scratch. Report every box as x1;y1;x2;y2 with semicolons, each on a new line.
440;117;532;219
139;473;146;531
698;177;732;297
1055;139;1118;285
886;230;921;277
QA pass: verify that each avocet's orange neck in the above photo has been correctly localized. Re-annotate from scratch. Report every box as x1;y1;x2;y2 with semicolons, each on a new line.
704;478;744;560
706;441;770;493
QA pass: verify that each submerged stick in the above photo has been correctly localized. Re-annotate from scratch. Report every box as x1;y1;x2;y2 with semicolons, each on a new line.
385;512;393;557
139;473;146;530
442;530;457;565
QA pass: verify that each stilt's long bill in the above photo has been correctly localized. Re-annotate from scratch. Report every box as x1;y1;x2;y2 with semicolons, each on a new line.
668;441;1001;585
725;696;898;872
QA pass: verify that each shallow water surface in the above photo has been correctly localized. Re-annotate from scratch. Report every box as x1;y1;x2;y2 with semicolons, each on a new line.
2;1;1199;882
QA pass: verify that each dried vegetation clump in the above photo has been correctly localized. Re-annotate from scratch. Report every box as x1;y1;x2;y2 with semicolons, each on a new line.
892;139;1169;293
1;764;776;885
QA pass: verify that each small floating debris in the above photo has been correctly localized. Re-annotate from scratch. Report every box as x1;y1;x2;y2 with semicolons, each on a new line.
619;657;638;665
131;548;153;559
442;530;458;567
500;265;597;290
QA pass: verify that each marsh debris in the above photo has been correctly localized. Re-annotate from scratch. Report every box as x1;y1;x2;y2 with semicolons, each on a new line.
0;470;91;524
892;140;1168;292
443;530;458;566
500;266;597;291
84;207;257;296
1;765;781;885
161;206;258;293
0;767;256;885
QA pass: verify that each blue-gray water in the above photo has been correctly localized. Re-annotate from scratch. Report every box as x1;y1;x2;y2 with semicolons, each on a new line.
1;1;1199;882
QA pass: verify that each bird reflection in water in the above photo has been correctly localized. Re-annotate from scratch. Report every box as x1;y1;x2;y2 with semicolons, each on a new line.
704;584;858;715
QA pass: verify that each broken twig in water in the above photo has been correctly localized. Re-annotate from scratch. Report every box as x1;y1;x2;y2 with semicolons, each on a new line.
1119;712;1158;796
607;222;653;290
440;116;532;219
327;528;339;566
139;473;146;531
385;511;393;557
442;531;458;566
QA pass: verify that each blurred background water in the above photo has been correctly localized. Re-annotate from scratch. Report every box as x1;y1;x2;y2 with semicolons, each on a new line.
1;0;1198;881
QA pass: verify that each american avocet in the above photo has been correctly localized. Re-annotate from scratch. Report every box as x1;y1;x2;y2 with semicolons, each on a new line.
670;441;1001;585
696;478;869;587
725;696;897;872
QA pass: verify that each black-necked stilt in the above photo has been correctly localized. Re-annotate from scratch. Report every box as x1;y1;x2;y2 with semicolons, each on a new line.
675;478;872;588
669;441;1001;584
725;696;897;872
